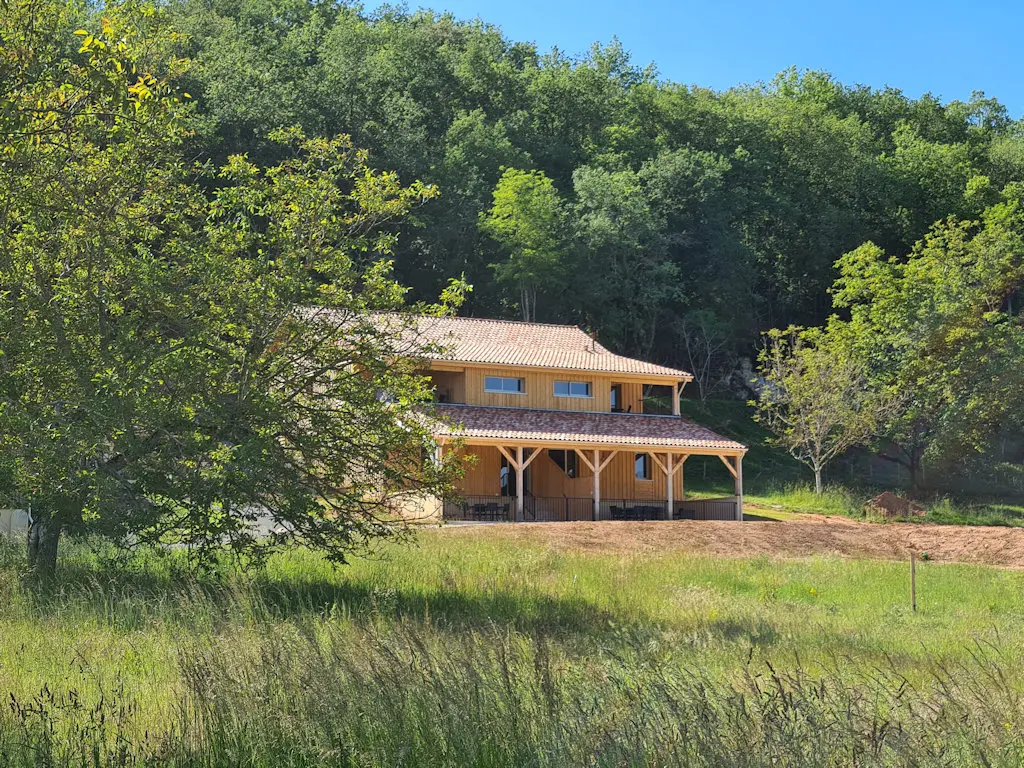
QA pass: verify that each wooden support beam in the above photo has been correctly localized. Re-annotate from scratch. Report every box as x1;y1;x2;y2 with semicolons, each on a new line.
672;382;680;416
718;454;738;479
734;454;744;521
649;452;668;476
521;447;542;470
496;445;517;468
592;449;601;521
665;453;674;520
515;446;524;522
573;448;596;474
597;450;618;473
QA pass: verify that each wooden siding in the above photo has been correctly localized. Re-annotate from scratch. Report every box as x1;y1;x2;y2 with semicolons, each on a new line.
425;362;678;415
451;445;686;501
453;444;503;495
426;369;465;404
466;366;613;411
616;381;645;414
596;450;685;501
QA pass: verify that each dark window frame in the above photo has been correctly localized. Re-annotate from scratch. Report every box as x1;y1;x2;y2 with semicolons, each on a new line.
485;376;525;394
635;452;652;481
553;380;593;398
548;449;579;478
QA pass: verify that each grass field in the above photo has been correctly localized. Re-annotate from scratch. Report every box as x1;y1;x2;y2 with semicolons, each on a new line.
4;527;1024;766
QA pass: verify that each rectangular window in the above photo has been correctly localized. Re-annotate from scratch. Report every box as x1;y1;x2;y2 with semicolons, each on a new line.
548;449;579;478
610;384;622;412
554;380;592;398
635;453;651;480
485;376;525;394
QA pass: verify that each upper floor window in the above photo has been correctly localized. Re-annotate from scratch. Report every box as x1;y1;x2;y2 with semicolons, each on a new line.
554;380;592;398
635;453;652;480
485;376;525;394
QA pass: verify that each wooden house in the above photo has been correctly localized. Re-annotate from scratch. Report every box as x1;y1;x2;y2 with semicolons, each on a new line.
416;316;747;523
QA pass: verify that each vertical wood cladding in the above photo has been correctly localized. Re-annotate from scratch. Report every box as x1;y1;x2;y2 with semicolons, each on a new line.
432;364;664;415
451;445;687;501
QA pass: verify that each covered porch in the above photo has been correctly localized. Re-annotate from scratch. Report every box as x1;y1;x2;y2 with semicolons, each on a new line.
430;405;747;524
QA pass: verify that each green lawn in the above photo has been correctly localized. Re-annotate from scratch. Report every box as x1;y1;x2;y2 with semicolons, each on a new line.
3;530;1024;765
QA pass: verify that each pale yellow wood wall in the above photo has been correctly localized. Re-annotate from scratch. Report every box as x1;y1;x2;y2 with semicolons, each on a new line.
426;369;465;404
452;445;686;501
465;366;613;411
430;365;664;414
617;382;644;414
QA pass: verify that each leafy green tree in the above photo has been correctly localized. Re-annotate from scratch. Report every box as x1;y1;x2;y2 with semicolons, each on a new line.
569;164;681;357
830;193;1024;490
0;1;463;578
479;167;566;321
754;327;894;495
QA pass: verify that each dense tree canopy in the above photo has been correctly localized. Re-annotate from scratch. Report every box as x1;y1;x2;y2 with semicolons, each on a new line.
0;0;463;577
8;0;1024;517
148;0;1024;374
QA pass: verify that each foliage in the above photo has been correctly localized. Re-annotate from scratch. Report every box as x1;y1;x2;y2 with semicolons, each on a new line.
157;1;1023;361
678;310;736;404
754;327;896;494
0;0;464;577
479;167;566;320
3;534;1024;764
829;193;1024;488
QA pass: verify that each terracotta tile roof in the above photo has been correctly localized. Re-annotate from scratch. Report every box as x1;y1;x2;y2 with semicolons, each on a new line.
408;315;691;379
427;404;746;452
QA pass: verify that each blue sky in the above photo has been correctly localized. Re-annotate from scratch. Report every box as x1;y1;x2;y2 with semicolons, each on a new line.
375;0;1023;117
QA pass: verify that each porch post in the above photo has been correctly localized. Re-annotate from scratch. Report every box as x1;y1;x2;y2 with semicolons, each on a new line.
734;454;744;521
672;382;680;416
666;453;674;520
592;449;600;521
515;446;525;522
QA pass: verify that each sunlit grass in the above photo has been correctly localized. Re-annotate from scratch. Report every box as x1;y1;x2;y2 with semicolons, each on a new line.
1;529;1024;764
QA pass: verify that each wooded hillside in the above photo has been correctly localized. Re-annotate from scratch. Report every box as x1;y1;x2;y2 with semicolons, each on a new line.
161;0;1024;378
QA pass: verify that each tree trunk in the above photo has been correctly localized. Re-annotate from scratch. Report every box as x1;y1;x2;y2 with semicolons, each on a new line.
908;447;923;497
27;511;61;580
814;467;823;496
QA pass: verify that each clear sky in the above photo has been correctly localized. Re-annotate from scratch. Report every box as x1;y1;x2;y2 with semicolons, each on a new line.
376;0;1023;117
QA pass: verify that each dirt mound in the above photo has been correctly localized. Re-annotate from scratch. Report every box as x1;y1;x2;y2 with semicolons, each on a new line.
864;492;926;519
443;513;1024;569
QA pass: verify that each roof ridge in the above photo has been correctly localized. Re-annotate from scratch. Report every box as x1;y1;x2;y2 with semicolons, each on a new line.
426;314;592;332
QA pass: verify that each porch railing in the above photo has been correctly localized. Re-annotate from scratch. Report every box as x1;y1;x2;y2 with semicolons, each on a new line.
600;500;668;521
442;495;740;522
442;495;514;522
676;496;740;521
524;497;593;522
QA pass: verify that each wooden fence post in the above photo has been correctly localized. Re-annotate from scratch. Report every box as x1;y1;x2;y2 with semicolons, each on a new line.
910;549;917;612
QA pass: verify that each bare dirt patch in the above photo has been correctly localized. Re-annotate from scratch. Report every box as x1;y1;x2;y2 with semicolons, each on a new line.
442;509;1024;569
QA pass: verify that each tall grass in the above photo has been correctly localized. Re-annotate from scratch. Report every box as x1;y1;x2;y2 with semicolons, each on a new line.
748;484;1024;526
1;532;1024;765
5;621;1024;766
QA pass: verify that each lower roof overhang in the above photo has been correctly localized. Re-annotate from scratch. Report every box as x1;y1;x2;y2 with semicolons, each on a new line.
425;403;747;457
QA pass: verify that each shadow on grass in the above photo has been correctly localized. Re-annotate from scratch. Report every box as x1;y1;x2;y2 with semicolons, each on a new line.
28;552;786;650
740;512;782;523
29;556;619;638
